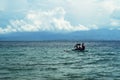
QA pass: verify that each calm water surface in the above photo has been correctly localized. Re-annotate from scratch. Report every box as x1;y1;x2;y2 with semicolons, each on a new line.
0;41;120;80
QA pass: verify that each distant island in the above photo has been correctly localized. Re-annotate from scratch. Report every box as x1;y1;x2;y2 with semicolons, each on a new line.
0;29;120;41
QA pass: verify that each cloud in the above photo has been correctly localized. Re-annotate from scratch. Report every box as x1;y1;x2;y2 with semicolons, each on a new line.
0;0;120;34
98;0;117;13
111;8;120;19
0;7;90;34
109;7;120;29
110;19;120;26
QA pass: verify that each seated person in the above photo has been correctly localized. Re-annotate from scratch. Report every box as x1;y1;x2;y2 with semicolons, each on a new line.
81;43;85;51
74;43;81;50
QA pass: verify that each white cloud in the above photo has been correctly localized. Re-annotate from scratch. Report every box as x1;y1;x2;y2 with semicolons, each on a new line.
0;7;90;34
98;0;117;13
110;19;120;27
0;0;120;34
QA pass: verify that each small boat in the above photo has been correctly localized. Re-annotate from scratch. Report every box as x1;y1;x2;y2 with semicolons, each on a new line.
64;49;87;52
64;43;86;52
72;49;85;52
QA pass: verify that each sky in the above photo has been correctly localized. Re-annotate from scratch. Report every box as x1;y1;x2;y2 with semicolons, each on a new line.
0;0;120;40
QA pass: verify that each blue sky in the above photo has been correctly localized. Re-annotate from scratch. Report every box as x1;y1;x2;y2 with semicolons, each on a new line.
0;0;120;34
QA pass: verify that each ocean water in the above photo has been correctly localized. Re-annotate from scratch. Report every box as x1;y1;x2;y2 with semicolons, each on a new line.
0;41;120;80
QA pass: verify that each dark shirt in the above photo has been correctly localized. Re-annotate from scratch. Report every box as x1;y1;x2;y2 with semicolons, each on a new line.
81;46;85;50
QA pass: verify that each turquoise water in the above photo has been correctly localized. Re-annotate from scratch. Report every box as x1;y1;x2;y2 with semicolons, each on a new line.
0;41;120;80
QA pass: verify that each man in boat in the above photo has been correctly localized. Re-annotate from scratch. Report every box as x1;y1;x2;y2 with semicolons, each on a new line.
81;43;85;51
74;43;81;50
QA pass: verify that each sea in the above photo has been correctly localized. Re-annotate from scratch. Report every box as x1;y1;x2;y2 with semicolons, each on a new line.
0;41;120;80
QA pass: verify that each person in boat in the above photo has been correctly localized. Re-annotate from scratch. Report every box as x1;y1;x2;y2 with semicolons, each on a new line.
74;43;81;50
74;43;85;51
81;43;85;51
